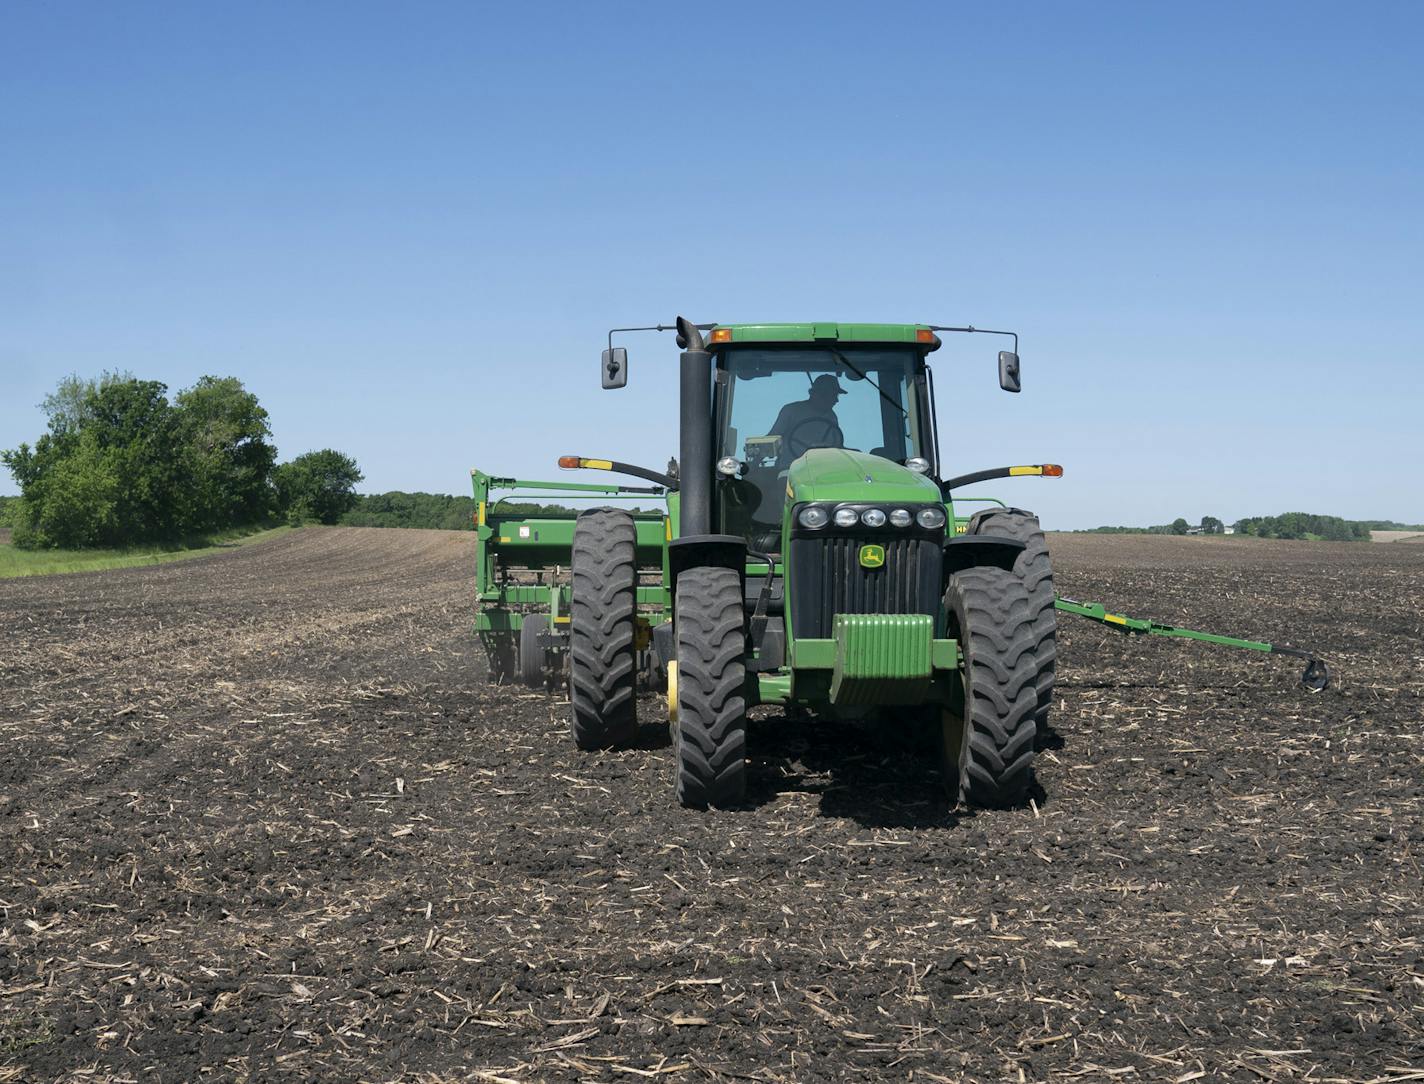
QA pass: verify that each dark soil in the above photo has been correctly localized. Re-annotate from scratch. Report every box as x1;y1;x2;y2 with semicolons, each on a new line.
2;527;1420;1082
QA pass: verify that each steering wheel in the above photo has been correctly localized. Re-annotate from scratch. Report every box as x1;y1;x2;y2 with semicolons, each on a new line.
784;416;843;460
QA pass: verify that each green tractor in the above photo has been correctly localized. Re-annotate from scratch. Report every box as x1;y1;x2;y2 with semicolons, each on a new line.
471;315;1326;810
572;317;1055;810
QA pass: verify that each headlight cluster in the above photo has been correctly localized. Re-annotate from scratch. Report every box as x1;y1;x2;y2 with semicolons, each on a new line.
797;503;947;531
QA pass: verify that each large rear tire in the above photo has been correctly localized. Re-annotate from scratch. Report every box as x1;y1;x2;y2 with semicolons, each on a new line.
942;566;1039;808
568;509;638;751
673;566;747;809
519;614;548;687
967;508;1056;737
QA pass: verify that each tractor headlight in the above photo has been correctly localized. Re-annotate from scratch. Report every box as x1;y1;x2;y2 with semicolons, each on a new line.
861;508;887;527
716;456;742;477
916;507;947;530
798;505;830;529
889;508;913;528
905;457;930;474
833;507;859;528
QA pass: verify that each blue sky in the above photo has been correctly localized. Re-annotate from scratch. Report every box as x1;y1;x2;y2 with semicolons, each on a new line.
2;1;1420;528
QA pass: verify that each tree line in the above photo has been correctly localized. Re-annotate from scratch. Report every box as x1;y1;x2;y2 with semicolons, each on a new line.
337;493;646;530
1232;513;1372;541
2;373;363;549
1081;517;1224;535
1081;512;1408;540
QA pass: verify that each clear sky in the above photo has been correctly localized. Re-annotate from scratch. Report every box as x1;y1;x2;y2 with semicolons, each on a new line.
2;1;1420;529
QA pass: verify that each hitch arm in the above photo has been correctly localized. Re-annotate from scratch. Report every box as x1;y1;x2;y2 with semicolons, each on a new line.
1053;596;1330;691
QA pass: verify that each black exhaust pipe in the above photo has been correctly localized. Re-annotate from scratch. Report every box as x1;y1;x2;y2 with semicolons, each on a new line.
676;316;712;536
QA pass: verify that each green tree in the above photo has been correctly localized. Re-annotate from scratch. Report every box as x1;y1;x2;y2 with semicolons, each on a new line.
81;379;185;542
4;372;283;549
1201;516;1224;534
31;442;121;547
3;390;142;548
275;450;363;524
1170;517;1189;535
175;376;277;530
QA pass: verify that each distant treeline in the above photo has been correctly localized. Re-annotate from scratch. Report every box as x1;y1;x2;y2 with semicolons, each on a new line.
3;373;363;549
1081;513;1419;541
1351;519;1424;532
1083;518;1219;536
341;492;480;531
339;491;653;530
1234;514;1371;541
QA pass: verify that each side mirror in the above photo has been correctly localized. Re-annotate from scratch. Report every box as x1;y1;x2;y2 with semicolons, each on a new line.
601;347;628;390
998;350;1021;394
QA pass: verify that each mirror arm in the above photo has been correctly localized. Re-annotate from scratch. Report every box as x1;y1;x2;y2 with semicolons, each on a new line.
925;325;1019;355
607;322;717;351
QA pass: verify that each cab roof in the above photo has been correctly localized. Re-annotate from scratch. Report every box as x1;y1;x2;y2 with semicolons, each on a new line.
710;322;939;348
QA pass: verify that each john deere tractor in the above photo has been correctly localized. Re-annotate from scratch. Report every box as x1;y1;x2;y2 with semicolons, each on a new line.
473;316;1065;809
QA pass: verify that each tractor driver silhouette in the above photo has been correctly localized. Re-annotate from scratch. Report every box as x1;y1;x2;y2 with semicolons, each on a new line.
770;374;846;466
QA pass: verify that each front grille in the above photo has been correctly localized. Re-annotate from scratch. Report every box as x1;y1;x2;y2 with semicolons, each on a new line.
789;535;942;639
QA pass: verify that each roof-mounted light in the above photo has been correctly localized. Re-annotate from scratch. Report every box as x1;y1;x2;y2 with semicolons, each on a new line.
710;328;732;343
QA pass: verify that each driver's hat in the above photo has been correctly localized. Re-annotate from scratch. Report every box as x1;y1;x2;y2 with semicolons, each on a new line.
811;374;847;397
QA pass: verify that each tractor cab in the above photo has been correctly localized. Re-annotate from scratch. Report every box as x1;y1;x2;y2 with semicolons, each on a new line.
707;325;942;554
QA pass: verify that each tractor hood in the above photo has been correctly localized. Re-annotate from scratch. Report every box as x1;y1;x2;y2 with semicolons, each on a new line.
786;449;942;505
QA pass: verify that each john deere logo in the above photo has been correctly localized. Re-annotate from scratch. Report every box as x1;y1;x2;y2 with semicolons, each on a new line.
859;544;885;569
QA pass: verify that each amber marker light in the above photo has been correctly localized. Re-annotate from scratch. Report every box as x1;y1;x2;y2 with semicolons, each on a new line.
557;456;580;469
1043;464;1064;477
915;328;936;343
710;328;733;343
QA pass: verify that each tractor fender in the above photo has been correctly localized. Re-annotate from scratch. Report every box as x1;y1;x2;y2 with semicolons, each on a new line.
942;535;1027;577
668;534;747;597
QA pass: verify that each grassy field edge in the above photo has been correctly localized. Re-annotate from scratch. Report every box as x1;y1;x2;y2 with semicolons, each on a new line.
0;524;296;579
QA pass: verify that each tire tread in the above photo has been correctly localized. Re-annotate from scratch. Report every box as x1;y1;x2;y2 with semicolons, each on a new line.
945;566;1039;808
569;509;639;750
674;567;747;808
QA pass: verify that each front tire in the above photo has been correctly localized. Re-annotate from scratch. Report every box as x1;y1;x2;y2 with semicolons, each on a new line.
967;508;1056;737
568;509;639;750
673;566;747;809
942;566;1039;808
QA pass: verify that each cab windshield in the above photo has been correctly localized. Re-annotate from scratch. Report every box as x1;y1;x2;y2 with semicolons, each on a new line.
714;346;931;546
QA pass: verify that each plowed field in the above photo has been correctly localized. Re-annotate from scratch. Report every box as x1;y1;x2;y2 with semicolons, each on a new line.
2;527;1420;1082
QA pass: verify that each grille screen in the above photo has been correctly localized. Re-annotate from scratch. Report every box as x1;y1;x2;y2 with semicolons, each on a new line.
789;535;941;639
